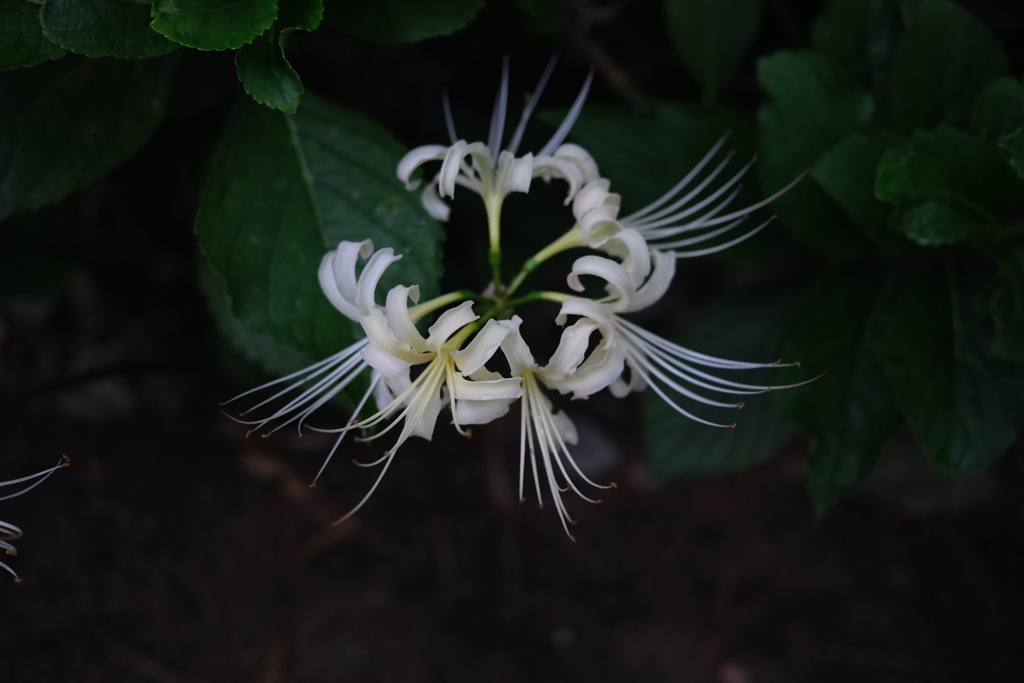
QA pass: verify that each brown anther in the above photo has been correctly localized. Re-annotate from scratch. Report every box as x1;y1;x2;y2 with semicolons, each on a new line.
795;360;802;367
538;503;545;509
260;433;271;439
738;402;746;410
752;154;759;162
245;430;253;438
569;535;577;543
520;497;527;504
309;482;317;488
595;499;603;504
14;577;23;583
772;358;782;365
610;482;618;489
728;149;737;156
770;214;779;220
465;428;473;439
731;423;738;429
6;549;17;557
60;455;71;466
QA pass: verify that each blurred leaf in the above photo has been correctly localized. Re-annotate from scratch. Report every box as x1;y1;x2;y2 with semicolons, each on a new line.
151;0;278;50
0;0;66;69
196;95;445;360
881;266;1024;475
644;283;798;479
987;248;1024;364
810;0;903;98
890;0;1009;131
328;0;483;43
664;0;762;103
774;268;903;514
756;50;875;257
40;0;178;59
875;126;1024;245
0;57;174;221
812;130;907;254
971;77;1024;141
1000;126;1024;181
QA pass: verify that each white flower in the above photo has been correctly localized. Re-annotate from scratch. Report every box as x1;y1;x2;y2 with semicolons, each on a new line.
396;59;601;222
570;134;805;260
1;455;69;582
550;251;804;427
501;320;615;540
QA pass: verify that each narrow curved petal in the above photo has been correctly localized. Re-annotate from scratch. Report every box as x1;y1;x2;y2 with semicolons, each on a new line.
425;301;478;351
622;249;676;313
572;178;613;222
567;254;634;305
355;248;401;314
502;151;534;194
451;317;515;375
397;144;449;190
530;156;583;203
598;228;652;287
554;143;601;184
499;319;536;376
421;182;451;221
542;318;602;381
386;285;429;352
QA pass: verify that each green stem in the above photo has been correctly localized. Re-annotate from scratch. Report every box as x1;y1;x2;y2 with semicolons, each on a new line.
409;290;474;321
506;224;584;296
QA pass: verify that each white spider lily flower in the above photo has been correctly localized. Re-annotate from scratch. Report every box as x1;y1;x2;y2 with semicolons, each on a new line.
2;456;69;582
502;320;615;540
553;251;804;426
396;58;600;223
569;135;805;260
322;299;523;524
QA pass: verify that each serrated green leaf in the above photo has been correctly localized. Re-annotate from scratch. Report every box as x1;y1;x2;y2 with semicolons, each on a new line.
881;266;1024;475
0;57;174;221
40;0;178;59
810;0;903;98
774;269;903;513
644;284;798;479
890;0;1009;131
151;0;278;50
756;50;875;257
999;126;1024;181
235;0;323;113
0;0;66;69
664;0;762;103
970;77;1024;141
812;130;907;254
236;28;302;113
875;126;1024;244
327;0;482;43
195;95;445;360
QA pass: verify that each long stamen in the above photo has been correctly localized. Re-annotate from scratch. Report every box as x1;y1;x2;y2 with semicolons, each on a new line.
537;68;595;157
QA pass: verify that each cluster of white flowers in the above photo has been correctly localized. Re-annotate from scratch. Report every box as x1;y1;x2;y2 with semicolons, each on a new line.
229;62;804;539
1;456;69;581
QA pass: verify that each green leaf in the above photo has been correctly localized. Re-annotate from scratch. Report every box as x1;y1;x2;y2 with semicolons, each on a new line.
970;77;1024;141
810;0;903;97
890;0;1009;131
0;57;174;221
664;0;762;103
644;284;798;479
151;0;278;50
774;268;904;514
756;50;875;257
40;0;178;59
812;130;907;254
875;126;1024;244
327;0;483;43
881;266;1024;475
1001;126;1024;182
236;0;323;113
236;29;302;113
987;248;1024;364
0;0;67;69
195;95;445;360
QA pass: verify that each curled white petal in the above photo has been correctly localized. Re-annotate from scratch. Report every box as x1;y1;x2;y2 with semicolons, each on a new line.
451;317;515;375
425;301;478;351
554;143;601;184
397;144;449;190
